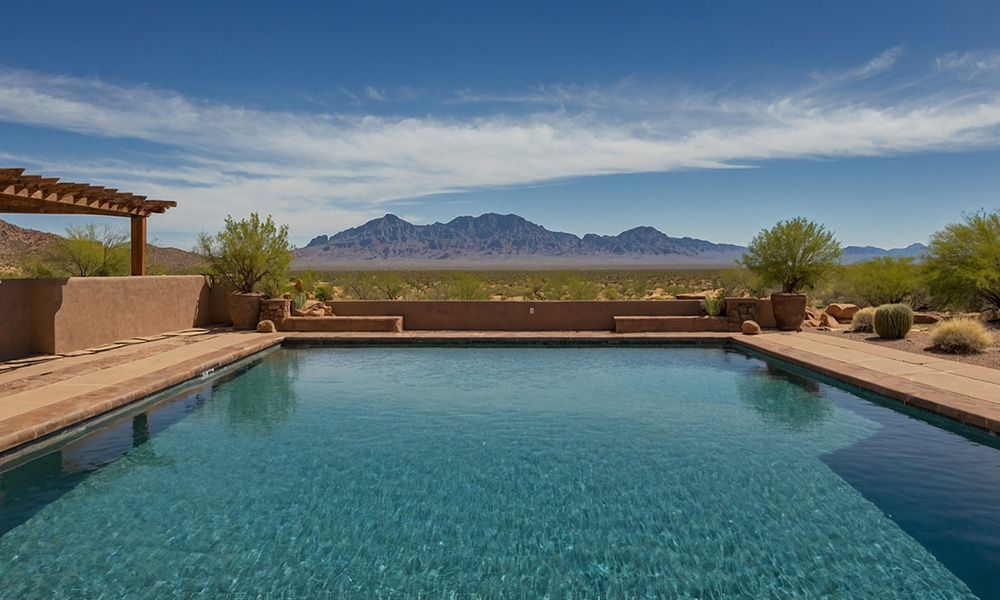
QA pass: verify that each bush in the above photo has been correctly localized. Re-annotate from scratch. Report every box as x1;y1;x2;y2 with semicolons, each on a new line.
449;272;490;300
739;218;842;293
314;283;333;302
372;272;405;299
702;291;725;316
29;224;130;277
874;303;913;340
845;257;923;306
924;210;1000;311
851;307;876;332
197;213;291;293
930;319;992;354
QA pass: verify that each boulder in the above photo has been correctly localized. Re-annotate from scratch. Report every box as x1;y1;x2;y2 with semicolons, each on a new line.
256;319;277;333
913;312;941;324
803;318;821;328
741;320;762;335
820;313;840;328
805;306;824;321
825;303;859;320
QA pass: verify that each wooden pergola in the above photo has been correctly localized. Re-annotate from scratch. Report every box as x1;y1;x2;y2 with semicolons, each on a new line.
0;167;176;275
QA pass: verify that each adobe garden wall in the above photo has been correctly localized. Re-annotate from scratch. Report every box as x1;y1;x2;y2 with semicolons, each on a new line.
327;300;707;331
0;276;232;360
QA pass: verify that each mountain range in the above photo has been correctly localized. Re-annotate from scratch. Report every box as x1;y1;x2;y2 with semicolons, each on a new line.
294;213;927;267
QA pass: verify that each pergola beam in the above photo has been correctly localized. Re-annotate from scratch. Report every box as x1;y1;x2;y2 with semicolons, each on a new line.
0;167;176;275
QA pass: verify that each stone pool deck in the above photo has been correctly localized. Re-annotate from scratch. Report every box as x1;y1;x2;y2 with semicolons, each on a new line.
1;329;999;461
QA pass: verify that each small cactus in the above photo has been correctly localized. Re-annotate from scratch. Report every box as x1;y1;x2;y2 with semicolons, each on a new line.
874;303;913;340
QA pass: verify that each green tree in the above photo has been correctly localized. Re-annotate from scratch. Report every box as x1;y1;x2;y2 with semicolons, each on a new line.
196;213;291;293
845;256;923;306
739;218;842;293
29;224;130;277
924;210;1000;311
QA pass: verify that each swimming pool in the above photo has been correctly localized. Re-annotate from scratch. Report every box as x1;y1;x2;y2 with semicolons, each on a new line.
1;346;998;597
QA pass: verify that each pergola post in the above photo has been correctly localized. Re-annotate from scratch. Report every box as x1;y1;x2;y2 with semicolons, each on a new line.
130;215;147;276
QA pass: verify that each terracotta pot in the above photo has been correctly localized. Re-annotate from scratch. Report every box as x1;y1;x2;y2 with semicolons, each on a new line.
228;292;264;330
770;293;807;331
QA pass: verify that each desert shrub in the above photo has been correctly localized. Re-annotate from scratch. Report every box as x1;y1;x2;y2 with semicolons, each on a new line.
739;218;842;293
930;319;992;354
720;267;765;298
372;272;405;299
845;257;923;306
341;273;376;299
450;273;490;300
602;285;621;301
197;213;291;293
874;303;913;340
30;224;130;277
924;210;1000;311
702;291;725;316
261;278;283;299
313;283;333;302
851;307;877;332
564;276;600;300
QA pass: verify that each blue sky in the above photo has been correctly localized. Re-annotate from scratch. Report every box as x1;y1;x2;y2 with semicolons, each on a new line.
1;0;999;248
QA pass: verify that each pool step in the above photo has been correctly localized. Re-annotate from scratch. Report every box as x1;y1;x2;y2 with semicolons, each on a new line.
613;316;735;333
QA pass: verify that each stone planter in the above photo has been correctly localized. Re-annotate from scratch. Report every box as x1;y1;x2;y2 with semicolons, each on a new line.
228;292;264;330
770;293;807;331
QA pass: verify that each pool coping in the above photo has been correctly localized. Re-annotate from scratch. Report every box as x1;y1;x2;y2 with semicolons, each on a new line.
1;329;999;465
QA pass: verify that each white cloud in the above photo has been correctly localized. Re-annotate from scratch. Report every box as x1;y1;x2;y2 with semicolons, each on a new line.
364;86;387;101
1;47;999;246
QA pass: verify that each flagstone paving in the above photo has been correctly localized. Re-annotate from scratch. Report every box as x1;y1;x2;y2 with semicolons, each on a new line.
1;329;998;461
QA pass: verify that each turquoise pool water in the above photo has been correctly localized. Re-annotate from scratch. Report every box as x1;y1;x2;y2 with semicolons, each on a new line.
1;346;998;598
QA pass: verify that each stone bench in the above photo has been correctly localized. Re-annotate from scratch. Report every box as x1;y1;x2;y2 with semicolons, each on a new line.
281;316;403;333
613;316;737;333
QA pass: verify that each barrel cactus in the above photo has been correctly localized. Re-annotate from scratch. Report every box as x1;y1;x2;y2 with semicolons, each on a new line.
874;303;913;340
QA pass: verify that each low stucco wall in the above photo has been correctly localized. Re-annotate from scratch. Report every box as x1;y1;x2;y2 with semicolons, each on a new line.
328;300;707;331
0;276;232;360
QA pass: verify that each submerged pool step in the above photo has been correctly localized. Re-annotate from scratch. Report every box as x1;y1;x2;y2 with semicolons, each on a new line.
613;315;736;333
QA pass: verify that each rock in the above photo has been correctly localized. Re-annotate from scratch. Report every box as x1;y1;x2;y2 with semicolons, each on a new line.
741;320;762;335
825;303;859;320
913;312;941;324
820;313;840;328
256;319;276;333
676;292;713;299
805;306;824;321
803;318;821;328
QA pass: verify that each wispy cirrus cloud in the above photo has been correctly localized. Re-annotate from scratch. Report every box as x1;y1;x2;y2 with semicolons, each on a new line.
0;46;999;245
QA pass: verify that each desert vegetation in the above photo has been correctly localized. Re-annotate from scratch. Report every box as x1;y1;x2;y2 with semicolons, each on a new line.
291;269;724;301
930;319;993;354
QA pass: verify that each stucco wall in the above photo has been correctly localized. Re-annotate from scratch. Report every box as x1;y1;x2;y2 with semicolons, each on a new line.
328;300;707;331
0;276;232;360
0;279;48;361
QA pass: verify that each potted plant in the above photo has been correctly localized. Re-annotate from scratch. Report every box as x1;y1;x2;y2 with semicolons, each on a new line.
197;213;292;329
739;217;842;330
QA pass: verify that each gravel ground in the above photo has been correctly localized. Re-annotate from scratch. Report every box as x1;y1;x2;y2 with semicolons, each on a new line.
809;322;1000;371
